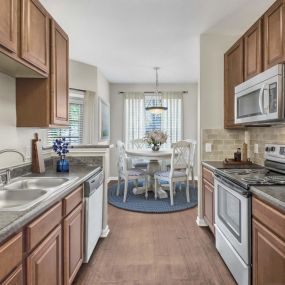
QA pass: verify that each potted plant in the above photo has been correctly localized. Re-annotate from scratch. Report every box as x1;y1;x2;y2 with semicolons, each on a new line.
53;138;70;172
144;130;168;151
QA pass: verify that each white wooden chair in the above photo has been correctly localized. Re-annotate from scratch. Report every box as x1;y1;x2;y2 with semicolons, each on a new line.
154;140;194;206
131;138;149;170
116;141;148;202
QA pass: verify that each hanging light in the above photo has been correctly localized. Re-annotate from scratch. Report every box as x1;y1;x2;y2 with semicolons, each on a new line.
145;67;168;114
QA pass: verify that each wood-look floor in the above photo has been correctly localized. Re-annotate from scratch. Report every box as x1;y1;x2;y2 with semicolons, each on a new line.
74;200;236;284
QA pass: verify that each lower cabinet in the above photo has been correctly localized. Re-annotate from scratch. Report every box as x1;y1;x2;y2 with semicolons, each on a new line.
2;266;23;285
63;203;84;285
202;167;215;235
27;225;62;285
252;197;285;285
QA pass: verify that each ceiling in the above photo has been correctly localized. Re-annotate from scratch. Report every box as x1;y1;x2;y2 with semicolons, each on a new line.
40;0;275;83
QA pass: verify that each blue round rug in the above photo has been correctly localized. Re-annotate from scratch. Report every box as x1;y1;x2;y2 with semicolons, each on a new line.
108;180;198;213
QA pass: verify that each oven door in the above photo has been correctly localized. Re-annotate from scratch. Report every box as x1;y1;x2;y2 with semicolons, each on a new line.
214;176;250;264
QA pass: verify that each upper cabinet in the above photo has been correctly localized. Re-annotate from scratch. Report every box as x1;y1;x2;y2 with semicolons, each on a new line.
21;0;50;73
264;0;285;70
50;21;69;126
0;0;18;53
224;39;244;129
244;20;262;80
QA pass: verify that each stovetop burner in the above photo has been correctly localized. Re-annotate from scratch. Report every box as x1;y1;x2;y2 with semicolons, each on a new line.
266;176;285;184
241;177;267;184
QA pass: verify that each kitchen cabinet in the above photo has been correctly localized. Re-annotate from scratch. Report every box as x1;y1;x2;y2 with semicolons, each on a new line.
0;0;18;53
2;266;23;285
27;225;62;285
0;232;22;283
202;167;215;235
224;39;244;129
264;0;285;70
63;203;84;285
252;196;285;285
21;0;50;74
16;19;69;127
244;20;262;80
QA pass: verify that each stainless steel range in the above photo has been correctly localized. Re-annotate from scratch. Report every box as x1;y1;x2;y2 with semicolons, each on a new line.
213;144;285;285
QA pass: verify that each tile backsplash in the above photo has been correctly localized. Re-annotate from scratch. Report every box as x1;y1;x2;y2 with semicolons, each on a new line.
202;126;285;165
202;129;245;161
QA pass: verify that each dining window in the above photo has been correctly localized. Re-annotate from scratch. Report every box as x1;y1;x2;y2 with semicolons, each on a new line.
124;92;183;148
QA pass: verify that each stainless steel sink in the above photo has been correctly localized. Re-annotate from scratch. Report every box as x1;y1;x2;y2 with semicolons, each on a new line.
4;177;72;191
0;189;48;211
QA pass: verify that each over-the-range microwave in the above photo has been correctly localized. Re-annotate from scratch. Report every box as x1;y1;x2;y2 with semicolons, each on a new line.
235;64;285;125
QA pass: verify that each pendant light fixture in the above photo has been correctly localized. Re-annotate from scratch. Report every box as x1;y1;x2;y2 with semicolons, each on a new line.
145;67;168;114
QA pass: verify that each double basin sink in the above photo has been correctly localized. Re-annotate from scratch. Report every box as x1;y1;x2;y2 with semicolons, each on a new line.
0;176;78;211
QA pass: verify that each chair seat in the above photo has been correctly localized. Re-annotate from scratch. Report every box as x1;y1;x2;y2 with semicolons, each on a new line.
155;170;187;179
133;162;148;169
128;168;146;176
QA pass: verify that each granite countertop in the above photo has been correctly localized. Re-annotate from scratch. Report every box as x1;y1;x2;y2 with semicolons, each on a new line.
0;164;101;244
250;185;285;213
202;161;262;171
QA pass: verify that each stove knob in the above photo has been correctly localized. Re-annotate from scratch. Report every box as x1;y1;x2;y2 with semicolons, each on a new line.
270;147;276;152
265;147;270;152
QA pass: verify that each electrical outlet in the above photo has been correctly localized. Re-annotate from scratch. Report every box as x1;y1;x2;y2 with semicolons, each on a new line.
205;143;212;153
254;144;259;154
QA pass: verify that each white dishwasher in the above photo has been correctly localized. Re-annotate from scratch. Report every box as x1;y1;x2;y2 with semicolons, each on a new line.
83;169;104;263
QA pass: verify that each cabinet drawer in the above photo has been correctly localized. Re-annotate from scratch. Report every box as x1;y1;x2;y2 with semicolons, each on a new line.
0;232;22;282
26;202;62;251
252;196;285;240
63;186;83;216
202;167;214;185
2;266;23;285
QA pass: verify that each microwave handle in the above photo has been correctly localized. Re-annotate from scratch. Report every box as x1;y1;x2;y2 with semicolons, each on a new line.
259;84;266;114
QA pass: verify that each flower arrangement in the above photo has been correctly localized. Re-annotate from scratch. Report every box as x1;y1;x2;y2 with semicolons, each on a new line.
144;130;168;151
53;137;69;158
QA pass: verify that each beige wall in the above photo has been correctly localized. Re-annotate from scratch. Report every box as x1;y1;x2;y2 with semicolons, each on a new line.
0;72;46;168
109;83;198;177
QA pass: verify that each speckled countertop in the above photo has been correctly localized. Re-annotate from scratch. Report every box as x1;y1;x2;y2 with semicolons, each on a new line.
251;185;285;213
0;164;101;244
202;160;284;213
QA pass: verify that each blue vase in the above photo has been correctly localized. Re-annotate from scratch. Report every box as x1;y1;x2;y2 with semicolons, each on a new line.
57;157;69;172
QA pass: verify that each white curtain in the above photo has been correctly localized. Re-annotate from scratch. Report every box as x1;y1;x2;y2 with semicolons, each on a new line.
161;92;183;147
124;92;145;148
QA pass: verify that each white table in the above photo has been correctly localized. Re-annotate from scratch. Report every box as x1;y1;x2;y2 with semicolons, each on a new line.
125;149;172;199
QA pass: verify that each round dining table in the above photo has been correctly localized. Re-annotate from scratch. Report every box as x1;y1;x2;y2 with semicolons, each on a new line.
125;148;172;199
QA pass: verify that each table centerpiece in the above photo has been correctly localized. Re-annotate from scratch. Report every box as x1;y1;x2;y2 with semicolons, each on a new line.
144;130;168;151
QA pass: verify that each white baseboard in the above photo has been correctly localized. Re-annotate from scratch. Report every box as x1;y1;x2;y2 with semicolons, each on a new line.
196;216;208;227
101;225;110;238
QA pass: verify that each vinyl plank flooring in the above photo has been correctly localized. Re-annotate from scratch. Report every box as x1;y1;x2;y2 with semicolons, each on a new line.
74;197;236;285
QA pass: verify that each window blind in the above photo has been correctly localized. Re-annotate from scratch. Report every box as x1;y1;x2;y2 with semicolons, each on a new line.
47;90;85;146
124;92;183;148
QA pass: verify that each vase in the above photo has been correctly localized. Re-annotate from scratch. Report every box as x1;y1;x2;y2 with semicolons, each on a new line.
152;144;160;152
56;156;69;172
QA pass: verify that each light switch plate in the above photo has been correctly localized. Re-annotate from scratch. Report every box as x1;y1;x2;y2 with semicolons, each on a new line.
205;143;212;153
254;144;259;154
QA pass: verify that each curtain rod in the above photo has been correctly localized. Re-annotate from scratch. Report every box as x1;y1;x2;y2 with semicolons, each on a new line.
119;91;188;94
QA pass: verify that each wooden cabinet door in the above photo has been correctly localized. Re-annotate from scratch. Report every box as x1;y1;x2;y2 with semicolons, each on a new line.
202;179;215;234
244;20;262;80
50;20;69;126
2;266;23;285
27;225;62;285
264;0;285;69
21;0;49;73
224;39;244;129
0;0;17;53
63;203;84;285
252;218;285;285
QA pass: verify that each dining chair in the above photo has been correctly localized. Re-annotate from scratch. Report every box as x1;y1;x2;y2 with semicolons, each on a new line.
116;141;148;202
154;140;194;206
131;138;149;170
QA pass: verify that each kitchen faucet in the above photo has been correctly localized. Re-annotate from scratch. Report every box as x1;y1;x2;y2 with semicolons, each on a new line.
0;149;26;186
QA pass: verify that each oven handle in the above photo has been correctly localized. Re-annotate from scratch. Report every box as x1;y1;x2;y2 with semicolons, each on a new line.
259;84;266;114
214;174;251;198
